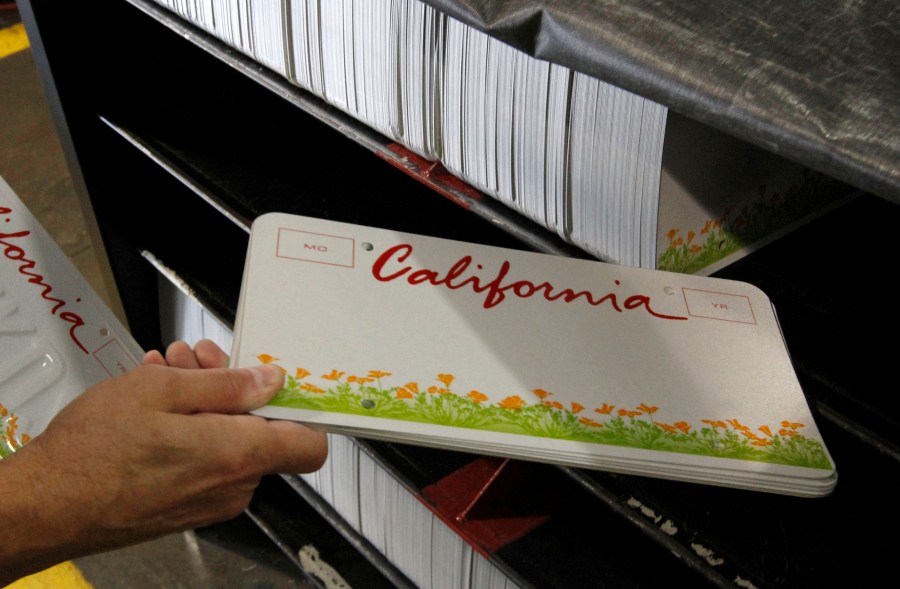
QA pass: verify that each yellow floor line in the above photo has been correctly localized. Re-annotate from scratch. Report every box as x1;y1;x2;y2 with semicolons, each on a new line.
3;562;93;589
0;22;30;59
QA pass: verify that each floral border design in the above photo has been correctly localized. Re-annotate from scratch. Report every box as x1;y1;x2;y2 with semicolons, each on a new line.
658;171;841;274
0;402;30;460
256;355;832;470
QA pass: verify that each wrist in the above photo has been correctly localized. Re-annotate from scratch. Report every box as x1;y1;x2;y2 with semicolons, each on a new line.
0;443;87;585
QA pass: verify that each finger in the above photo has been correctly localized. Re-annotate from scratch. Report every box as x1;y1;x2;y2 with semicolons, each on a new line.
142;350;167;366
150;364;285;415
165;341;201;369
240;418;329;474
194;339;230;369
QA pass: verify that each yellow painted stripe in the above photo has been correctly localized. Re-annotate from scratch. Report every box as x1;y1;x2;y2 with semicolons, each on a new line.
4;561;93;589
0;22;30;59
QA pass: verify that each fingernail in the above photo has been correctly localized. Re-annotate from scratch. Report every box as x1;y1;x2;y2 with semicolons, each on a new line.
248;364;284;388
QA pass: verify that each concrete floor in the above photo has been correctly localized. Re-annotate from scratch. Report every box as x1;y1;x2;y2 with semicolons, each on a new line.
1;6;317;588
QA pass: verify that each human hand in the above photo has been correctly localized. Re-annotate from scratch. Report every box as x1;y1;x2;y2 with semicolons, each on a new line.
141;338;231;370
0;339;327;584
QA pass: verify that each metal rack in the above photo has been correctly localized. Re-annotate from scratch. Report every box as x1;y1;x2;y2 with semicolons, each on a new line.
19;1;899;586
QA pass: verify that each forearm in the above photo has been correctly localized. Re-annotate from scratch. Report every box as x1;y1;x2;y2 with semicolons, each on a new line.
0;446;88;585
0;348;326;586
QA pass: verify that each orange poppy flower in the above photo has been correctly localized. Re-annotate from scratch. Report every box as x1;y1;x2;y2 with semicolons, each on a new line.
674;421;691;433
498;396;525;410
781;420;805;429
571;402;585;414
579;417;603;428
437;374;454;387
295;368;311;379
595;403;615;415
468;390;488;404
532;388;553;399
702;419;727;429
637;403;658;414
727;418;749;431
654;421;678;434
397;384;418;398
368;370;392;379
322;370;345;381
256;353;279;364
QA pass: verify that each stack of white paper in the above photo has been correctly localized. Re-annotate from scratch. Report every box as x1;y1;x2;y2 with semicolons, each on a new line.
150;0;671;268
152;0;847;278
231;212;837;497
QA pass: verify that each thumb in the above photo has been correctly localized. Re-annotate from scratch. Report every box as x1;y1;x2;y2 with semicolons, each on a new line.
139;364;286;415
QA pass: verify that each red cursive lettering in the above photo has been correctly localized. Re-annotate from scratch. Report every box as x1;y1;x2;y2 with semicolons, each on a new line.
0;220;89;353
371;243;687;320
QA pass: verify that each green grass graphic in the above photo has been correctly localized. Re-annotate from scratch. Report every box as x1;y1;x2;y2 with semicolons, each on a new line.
263;364;833;470
658;172;841;274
